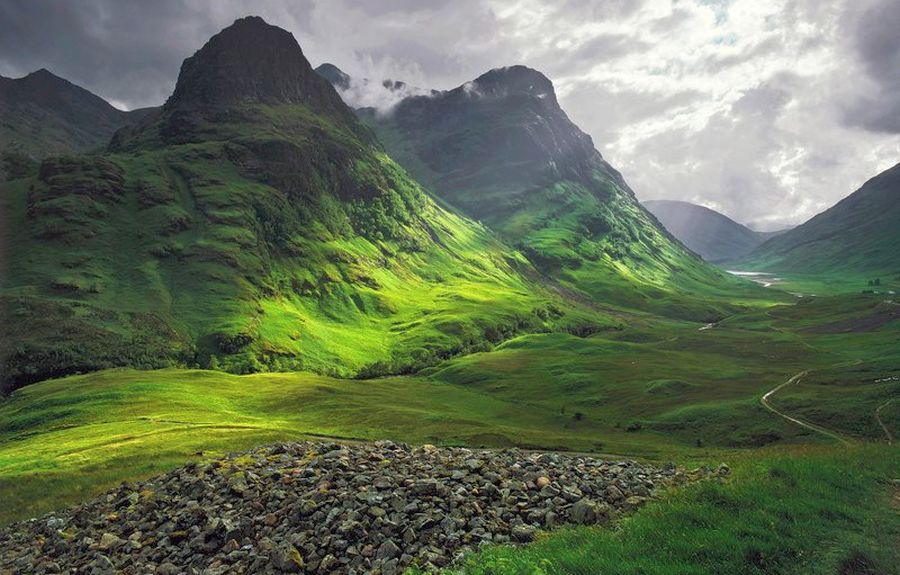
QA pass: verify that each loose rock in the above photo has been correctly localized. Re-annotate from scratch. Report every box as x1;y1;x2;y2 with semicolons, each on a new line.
0;441;699;574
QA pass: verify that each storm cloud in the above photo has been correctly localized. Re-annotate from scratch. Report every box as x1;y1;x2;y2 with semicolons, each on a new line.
0;0;897;229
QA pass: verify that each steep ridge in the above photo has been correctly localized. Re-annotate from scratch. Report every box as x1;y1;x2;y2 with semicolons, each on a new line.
0;69;152;178
643;199;769;263
0;17;605;390
320;64;755;318
740;162;900;278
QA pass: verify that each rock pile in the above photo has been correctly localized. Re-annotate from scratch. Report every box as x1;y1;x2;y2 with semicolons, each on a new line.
0;441;712;574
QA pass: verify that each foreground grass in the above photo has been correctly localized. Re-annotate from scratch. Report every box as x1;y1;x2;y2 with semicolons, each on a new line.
0;367;632;525
448;445;900;575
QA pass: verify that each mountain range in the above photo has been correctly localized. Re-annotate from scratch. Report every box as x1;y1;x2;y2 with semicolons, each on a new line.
0;17;761;391
0;16;613;390
2;16;896;392
642;199;783;263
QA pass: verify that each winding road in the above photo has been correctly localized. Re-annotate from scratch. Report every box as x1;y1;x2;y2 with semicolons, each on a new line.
875;399;896;444
761;370;852;446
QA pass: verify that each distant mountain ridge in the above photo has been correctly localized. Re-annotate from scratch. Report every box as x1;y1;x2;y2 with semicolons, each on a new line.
739;162;900;278
642;200;776;263
0;68;153;178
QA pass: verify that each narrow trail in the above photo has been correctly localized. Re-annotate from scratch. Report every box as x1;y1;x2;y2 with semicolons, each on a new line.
875;399;896;444
761;370;852;446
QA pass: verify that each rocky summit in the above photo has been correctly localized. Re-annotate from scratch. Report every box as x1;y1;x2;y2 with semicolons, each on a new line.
0;441;720;574
166;16;348;115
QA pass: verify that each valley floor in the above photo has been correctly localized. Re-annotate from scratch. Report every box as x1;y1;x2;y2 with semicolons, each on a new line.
0;289;897;573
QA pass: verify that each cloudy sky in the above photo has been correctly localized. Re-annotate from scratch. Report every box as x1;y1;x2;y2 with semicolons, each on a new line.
2;0;898;230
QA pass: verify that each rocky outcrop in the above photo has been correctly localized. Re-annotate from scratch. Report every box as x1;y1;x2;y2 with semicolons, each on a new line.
0;441;716;574
165;16;349;119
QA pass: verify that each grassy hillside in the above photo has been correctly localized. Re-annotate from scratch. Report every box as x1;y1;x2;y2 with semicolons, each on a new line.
739;162;900;284
1;291;896;526
0;18;608;390
350;66;765;321
643;199;768;263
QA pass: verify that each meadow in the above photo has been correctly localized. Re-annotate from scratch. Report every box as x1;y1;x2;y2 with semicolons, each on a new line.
1;289;896;535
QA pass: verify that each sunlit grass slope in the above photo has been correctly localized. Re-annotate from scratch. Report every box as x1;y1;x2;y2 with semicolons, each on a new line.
0;18;614;391
362;68;770;322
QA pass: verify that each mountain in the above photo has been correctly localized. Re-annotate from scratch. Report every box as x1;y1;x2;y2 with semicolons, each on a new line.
739;162;900;279
0;69;152;178
642;200;769;263
321;64;751;316
314;63;351;90
0;17;604;391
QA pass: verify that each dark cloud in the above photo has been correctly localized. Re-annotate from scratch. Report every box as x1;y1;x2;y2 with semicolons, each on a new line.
548;33;652;75
550;0;647;21
844;0;900;132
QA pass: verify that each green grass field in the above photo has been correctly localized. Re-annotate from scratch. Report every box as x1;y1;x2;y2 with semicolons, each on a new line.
1;291;896;532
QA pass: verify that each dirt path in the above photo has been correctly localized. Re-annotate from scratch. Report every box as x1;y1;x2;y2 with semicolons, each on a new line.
761;370;852;446
875;399;896;444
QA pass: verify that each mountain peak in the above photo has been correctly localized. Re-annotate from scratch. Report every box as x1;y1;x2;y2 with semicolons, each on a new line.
315;63;351;90
165;16;346;113
26;68;57;79
19;68;69;88
468;65;557;103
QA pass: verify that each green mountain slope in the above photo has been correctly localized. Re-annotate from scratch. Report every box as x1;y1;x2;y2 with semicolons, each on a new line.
643;199;769;263
739;162;900;279
320;65;758;317
0;69;153;179
0;17;605;391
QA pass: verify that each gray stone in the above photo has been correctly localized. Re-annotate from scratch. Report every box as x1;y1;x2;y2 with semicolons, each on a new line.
569;499;598;524
0;440;688;575
270;543;304;572
511;524;536;542
376;538;401;560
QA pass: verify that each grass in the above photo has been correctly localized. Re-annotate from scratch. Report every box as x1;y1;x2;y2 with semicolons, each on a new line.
0;102;615;388
1;290;897;526
0;368;620;524
366;97;773;324
445;445;900;575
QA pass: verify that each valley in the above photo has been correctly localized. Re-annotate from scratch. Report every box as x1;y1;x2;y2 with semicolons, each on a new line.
0;12;898;575
1;292;896;517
